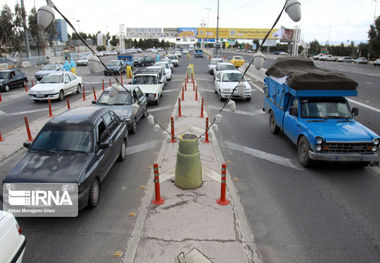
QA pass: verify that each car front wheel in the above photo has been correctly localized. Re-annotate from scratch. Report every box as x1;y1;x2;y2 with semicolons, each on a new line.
76;84;81;94
58;90;64;101
269;112;279;134
88;179;100;208
297;136;313;167
118;140;127;161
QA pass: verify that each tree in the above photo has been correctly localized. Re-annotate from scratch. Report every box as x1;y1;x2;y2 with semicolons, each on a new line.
110;35;118;47
309;40;321;55
0;5;15;53
368;16;380;58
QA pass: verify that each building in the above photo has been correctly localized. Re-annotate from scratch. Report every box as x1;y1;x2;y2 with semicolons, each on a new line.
55;19;68;42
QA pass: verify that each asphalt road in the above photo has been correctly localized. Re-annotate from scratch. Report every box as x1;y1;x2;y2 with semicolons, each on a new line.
192;55;380;263
0;53;185;263
0;53;379;263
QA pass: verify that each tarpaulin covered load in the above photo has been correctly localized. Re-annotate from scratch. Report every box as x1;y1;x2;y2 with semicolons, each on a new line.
265;57;358;90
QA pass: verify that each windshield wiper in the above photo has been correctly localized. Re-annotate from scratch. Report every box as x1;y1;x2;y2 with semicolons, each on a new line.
55;150;88;154
31;148;56;154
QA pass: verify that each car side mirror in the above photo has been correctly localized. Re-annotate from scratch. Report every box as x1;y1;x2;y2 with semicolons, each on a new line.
159;81;163;84
23;142;31;149
216;78;220;82
92;101;96;104
99;142;111;149
289;107;298;116
351;107;359;116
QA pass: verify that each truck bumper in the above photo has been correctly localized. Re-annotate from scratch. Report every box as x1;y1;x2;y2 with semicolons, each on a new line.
309;151;378;163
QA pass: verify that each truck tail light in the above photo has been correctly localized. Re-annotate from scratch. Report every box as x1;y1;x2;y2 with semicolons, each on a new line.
16;223;22;235
154;93;157;98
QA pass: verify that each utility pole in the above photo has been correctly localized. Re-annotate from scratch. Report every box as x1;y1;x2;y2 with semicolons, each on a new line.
20;0;32;62
214;0;220;57
205;8;211;48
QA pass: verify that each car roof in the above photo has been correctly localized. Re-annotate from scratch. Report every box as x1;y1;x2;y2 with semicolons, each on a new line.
48;107;109;127
46;71;65;76
218;62;234;66
220;70;242;74
104;85;137;92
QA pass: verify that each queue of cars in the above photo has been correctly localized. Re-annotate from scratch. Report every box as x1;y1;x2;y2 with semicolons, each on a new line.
313;53;370;64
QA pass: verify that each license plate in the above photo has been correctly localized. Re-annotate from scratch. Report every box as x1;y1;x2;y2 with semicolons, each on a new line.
35;94;45;98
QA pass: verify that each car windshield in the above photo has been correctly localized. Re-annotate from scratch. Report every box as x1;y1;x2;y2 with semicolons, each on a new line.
42;64;57;70
97;91;133;105
211;59;222;65
108;61;120;66
133;76;158;84
220;65;236;71
41;74;63;83
31;127;93;153
300;98;352;119
234;56;243;60
0;72;9;79
222;72;243;82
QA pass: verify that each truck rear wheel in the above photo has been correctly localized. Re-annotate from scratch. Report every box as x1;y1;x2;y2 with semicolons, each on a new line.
297;136;313;167
269;113;279;134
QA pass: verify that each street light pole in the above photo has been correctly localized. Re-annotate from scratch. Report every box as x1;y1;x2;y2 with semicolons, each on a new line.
214;0;220;56
205;8;211;48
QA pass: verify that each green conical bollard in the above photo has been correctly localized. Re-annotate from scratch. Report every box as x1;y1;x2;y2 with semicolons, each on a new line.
175;134;202;189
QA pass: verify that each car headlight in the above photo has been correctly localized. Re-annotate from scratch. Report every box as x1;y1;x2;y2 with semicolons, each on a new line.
373;138;380;146
316;145;322;152
316;137;323;145
372;146;378;152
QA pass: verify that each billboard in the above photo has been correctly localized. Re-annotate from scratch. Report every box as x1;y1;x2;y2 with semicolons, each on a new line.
273;27;295;43
196;28;278;40
178;28;198;38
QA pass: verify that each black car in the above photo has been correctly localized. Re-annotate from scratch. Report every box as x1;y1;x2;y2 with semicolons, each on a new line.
104;60;126;76
134;56;154;67
3;107;128;210
0;69;28;92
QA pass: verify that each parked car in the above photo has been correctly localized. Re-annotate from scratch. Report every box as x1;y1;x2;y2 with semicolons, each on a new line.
214;70;252;101
337;56;354;63
313;53;324;60
0;69;28;92
208;58;223;74
93;86;147;134
154;61;172;81
0;210;26;263
374;58;380;66
134;56;154;67
104;60;126;76
213;62;236;78
354;57;368;64
319;54;336;61
29;71;82;102
132;69;164;104
3;107;129;210
34;64;63;80
230;56;245;67
325;55;338;62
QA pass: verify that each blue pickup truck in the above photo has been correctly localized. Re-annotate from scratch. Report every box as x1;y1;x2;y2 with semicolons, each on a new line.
117;54;134;69
194;49;203;58
263;57;379;167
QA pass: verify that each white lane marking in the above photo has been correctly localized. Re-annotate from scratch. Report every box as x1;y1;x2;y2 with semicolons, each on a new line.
371;166;380;175
347;98;380;113
126;140;158;156
365;81;373;85
0;108;56;116
208;105;264;117
249;81;264;93
225;141;304;171
198;88;215;93
147;105;172;113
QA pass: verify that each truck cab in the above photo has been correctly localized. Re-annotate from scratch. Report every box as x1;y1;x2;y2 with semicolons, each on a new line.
263;57;380;167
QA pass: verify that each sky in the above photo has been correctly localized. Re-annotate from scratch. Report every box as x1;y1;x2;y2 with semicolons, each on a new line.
4;0;379;44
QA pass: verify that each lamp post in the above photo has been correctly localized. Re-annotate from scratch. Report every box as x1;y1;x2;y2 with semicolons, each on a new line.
251;0;301;70
214;0;221;57
205;8;211;48
200;20;206;49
